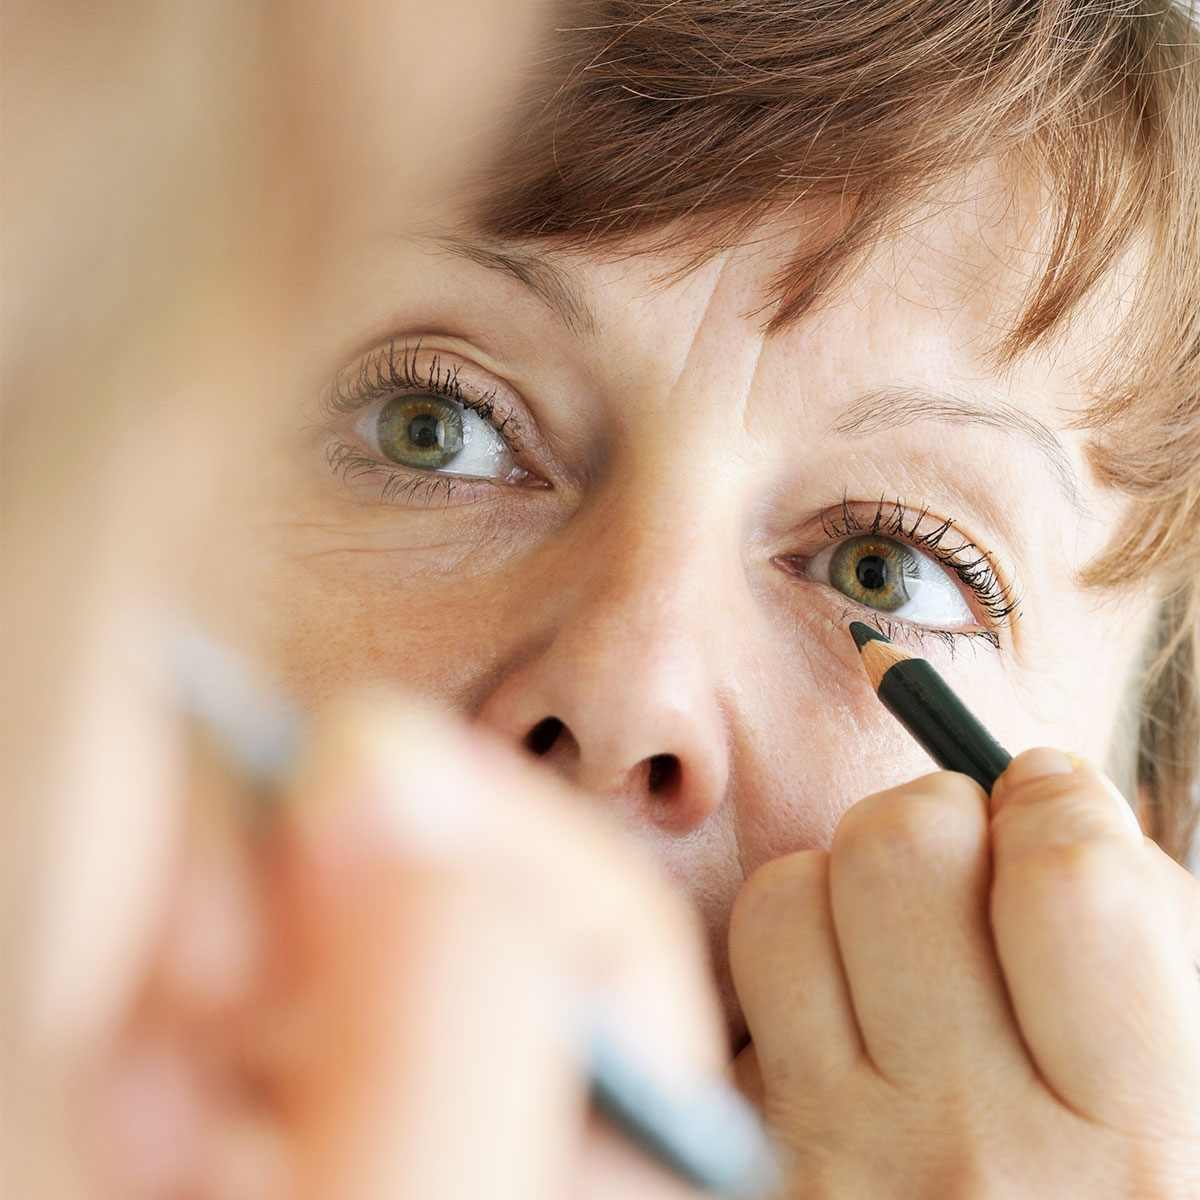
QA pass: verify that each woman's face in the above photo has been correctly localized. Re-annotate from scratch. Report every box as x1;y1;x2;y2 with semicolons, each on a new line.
208;183;1154;1037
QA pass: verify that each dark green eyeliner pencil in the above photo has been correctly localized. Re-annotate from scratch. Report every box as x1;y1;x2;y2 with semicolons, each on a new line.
849;622;1013;791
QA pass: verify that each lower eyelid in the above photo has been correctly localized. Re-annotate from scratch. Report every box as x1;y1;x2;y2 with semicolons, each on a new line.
835;609;1001;653
326;444;475;505
325;439;546;508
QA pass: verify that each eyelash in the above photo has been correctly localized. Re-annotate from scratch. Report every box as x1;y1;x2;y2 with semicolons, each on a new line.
320;351;1018;648
816;496;1020;652
322;339;524;505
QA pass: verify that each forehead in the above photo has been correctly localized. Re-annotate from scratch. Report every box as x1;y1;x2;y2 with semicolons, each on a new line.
313;159;1145;575
420;167;1113;433
430;158;1123;381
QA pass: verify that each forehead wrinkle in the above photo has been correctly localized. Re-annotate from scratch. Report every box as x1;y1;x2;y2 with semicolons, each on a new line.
409;231;597;337
832;386;1087;516
657;249;771;439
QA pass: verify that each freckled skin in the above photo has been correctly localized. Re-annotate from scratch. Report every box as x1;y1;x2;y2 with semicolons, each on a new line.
199;175;1158;1042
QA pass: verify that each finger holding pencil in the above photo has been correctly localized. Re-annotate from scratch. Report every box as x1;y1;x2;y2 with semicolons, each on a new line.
849;620;1200;1151
726;623;1200;1198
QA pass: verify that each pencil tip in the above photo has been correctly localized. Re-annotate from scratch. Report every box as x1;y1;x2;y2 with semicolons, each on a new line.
849;621;890;651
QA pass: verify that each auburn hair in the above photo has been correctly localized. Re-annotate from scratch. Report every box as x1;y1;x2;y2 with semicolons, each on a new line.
472;0;1200;860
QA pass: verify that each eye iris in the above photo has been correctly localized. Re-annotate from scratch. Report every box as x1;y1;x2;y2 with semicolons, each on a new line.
829;536;914;611
377;396;464;468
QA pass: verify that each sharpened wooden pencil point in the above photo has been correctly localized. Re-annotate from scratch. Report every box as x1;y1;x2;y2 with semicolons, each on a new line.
852;629;910;690
847;623;1012;791
848;620;888;650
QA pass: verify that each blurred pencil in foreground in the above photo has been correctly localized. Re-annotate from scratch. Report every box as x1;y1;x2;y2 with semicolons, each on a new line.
172;626;780;1199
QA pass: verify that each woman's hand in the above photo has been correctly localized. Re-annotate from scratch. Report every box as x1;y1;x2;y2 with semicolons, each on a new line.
729;749;1200;1198
95;700;731;1200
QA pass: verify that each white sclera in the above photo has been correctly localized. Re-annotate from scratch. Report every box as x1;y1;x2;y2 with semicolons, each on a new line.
807;539;976;629
355;396;522;479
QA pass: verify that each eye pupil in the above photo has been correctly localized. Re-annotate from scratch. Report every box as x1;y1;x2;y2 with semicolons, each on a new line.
856;555;889;591
408;415;442;449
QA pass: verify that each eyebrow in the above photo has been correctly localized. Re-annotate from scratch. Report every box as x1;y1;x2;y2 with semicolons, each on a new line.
412;235;1087;510
832;387;1085;511
427;233;597;337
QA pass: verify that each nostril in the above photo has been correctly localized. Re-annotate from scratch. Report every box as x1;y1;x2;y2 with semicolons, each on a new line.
646;753;680;795
524;717;564;757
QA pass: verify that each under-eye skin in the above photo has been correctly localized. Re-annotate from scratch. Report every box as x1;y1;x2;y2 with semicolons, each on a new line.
779;497;1019;651
320;339;547;505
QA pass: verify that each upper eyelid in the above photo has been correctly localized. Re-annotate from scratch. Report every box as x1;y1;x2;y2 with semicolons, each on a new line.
324;339;472;412
811;497;1019;624
321;339;528;448
821;496;986;563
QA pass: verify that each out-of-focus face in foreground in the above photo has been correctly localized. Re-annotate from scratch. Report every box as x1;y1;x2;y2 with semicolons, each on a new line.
208;170;1155;1039
1;1;546;1191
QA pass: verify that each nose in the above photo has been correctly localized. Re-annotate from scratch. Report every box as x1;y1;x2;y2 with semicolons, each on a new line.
474;505;735;835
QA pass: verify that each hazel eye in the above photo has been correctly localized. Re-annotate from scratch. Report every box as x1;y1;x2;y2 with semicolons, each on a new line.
376;395;464;468
808;534;974;628
356;393;526;480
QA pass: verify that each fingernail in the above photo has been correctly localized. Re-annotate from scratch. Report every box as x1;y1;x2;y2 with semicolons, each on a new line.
995;746;1074;796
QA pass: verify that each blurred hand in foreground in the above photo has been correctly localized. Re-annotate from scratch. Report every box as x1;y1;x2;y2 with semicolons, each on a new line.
87;698;730;1200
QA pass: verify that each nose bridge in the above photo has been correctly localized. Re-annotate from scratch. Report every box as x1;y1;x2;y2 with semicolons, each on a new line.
547;473;739;740
576;273;768;641
571;479;727;653
474;263;776;827
475;478;742;831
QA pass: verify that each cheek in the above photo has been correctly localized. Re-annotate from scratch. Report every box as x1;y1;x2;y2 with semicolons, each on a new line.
723;624;1126;874
981;645;1142;773
724;651;965;867
202;519;533;708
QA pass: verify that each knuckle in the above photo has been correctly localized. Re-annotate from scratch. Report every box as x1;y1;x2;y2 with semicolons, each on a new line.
732;851;828;935
992;783;1138;866
998;770;1096;813
834;774;985;868
1002;836;1140;923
